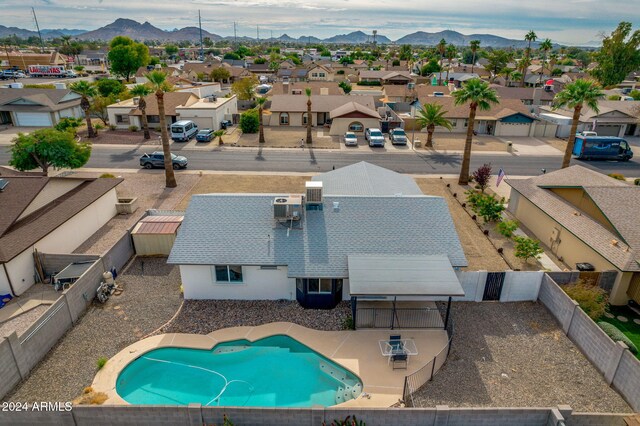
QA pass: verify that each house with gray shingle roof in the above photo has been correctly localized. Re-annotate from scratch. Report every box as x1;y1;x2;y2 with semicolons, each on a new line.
0;88;83;127
507;165;640;305
168;163;467;308
0;167;122;296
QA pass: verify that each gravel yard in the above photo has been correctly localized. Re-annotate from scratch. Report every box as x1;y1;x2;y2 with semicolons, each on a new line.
73;172;200;254
161;300;351;334
412;302;631;412
236;127;340;149
0;305;49;337
5;258;182;403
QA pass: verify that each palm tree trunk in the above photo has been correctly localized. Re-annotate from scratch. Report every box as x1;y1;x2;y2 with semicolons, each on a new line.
471;51;476;73
140;108;150;140
438;56;443;84
459;105;477;185
258;106;265;144
426;124;434;148
306;99;312;144
562;106;582;169
157;90;177;188
81;96;95;138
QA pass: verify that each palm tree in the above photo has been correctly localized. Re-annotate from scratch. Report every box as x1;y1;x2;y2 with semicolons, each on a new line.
445;44;457;83
416;103;453;148
538;38;553;85
69;81;97;138
521;30;537;87
470;40;481;73
437;38;447;84
518;56;532;86
256;96;267;144
305;87;312;144
145;70;176;188
500;67;514;86
213;130;225;145
552;79;604;168
549;52;558;74
130;84;153;139
452;79;499;185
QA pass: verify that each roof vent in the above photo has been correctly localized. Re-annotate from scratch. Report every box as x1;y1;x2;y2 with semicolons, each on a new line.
0;178;8;191
305;181;323;204
333;201;340;212
611;239;619;246
274;195;303;221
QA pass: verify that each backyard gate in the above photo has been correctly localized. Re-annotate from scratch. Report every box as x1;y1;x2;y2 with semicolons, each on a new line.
483;272;506;301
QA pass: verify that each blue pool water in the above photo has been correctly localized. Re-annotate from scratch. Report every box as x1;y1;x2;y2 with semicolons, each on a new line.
116;335;362;407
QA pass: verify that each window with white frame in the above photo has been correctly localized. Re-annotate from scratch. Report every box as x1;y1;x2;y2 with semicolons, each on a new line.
279;112;289;125
308;278;332;294
348;122;364;132
213;265;243;283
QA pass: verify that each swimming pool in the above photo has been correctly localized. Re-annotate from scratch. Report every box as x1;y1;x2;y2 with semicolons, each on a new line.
116;335;362;407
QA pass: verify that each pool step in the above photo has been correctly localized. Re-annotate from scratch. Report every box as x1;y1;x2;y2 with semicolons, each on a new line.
212;345;251;354
318;361;362;404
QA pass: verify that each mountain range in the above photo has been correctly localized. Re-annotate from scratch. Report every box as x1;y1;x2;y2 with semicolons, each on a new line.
1;19;567;47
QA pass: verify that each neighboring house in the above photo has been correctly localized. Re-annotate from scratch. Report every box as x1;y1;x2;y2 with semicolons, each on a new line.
429;72;479;87
413;97;538;137
168;162;467;307
450;65;492;80
539;101;640;137
181;63;251;83
307;63;334;81
507;166;640;305
359;70;413;85
0;167;122;296
107;92;198;129
266;81;344;96
490;85;555;106
0;88;82;127
171;79;222;99
267;94;375;128
107;92;237;131
1;51;68;70
277;68;310;82
328;101;381;135
247;62;274;75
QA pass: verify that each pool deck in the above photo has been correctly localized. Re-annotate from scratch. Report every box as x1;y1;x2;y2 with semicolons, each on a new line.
92;322;449;408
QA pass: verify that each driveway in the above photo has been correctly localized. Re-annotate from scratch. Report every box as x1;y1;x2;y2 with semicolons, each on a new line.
499;137;563;156
0;127;43;145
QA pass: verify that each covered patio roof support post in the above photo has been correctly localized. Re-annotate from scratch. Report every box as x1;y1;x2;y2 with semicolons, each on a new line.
444;296;452;329
391;296;397;330
351;296;357;330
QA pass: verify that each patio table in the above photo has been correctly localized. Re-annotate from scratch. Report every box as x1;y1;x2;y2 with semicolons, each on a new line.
378;339;419;357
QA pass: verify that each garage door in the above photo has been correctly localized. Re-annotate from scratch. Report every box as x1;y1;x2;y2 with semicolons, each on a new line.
499;122;530;137
15;112;52;127
595;125;621;137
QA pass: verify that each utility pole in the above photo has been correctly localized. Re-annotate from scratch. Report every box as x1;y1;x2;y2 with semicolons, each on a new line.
257;25;259;42
198;10;204;61
31;8;45;53
233;22;237;46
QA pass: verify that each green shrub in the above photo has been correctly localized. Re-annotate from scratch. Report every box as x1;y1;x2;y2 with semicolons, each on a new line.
109;124;117;131
336;69;345;74
598;322;638;354
239;109;259;133
496;220;519;238
96;357;108;370
342;316;355;330
54;117;83;134
562;281;608;321
607;173;625;181
128;125;139;132
99;173;116;178
94;123;104;131
357;80;382;86
513;236;544;263
468;192;505;222
634;178;640;186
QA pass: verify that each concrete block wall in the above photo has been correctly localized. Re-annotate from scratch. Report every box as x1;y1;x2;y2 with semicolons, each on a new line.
566;413;629;426
539;274;578;333
501;271;543;302
546;271;580;284
612;350;640;412
62;260;104;323
567;308;617;374
100;231;134;274
72;405;191;425
0;338;21;401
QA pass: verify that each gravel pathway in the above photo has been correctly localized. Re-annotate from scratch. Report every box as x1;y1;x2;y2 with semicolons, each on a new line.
162;300;351;334
0;305;50;337
412;302;631;412
6;258;182;403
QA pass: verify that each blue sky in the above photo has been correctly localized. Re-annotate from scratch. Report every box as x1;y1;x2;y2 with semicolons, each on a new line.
2;0;638;44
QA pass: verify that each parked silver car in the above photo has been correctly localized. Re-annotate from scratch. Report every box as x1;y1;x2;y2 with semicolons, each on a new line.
343;132;358;146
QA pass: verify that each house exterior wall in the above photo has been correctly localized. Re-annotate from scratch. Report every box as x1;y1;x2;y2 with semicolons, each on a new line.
54;106;83;122
180;265;295;300
307;66;333;81
177;97;238;131
107;105;136;129
329;117;380;135
269;112;317;127
510;192;630;304
3;189;118;295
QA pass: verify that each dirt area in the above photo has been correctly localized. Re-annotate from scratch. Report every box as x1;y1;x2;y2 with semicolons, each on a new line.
412;302;631;412
73;172;200;254
5;258;182;403
78;129;165;145
235;127;340;149
175;174;310;210
416;178;509;271
419;134;507;152
539;136;569;154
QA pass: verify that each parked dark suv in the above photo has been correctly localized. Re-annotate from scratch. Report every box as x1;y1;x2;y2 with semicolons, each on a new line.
140;152;188;169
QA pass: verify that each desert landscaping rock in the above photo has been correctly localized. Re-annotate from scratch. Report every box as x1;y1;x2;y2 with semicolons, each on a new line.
162;300;351;334
604;312;615;319
5;258;182;403
411;302;631;412
617;315;629;322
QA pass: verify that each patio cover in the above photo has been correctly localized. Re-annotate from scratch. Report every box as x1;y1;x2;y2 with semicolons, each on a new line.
347;255;464;297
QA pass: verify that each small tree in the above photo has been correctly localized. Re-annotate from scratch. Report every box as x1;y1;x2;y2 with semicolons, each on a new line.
472;163;492;193
90;95;116;126
255;96;267;144
211;67;231;83
496;220;519;238
416;103;453;148
108;36;150;82
231;75;259;100
513;236;544;263
9;129;91;175
54;117;83;134
130;84;153;139
338;81;352;94
69;80;97;138
213;130;225;145
239;109;259;133
474;193;505;222
95;79;125;98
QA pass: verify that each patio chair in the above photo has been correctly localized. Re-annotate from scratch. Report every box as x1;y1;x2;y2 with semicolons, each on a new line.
389;335;403;353
391;353;408;370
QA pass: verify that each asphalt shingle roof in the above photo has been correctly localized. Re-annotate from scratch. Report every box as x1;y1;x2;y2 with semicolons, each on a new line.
311;162;422;196
167;194;468;276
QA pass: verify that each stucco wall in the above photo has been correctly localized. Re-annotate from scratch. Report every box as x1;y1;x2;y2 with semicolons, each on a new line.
4;189;118;295
496;121;532;137
329;117;379;136
180;265;295;300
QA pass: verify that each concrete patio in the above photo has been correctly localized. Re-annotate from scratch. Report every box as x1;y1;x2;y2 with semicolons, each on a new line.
92;322;449;408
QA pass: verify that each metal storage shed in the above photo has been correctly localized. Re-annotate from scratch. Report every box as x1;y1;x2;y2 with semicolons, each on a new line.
131;215;183;256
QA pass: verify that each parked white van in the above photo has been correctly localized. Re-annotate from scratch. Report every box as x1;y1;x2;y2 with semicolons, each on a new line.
170;120;198;142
